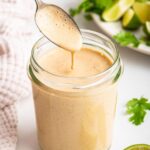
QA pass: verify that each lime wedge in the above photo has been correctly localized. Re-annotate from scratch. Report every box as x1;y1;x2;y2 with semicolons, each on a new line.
124;144;150;150
122;8;141;30
102;0;135;21
143;21;150;36
133;2;150;23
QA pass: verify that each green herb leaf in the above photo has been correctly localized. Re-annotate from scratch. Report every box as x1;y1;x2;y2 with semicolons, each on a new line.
69;0;94;17
69;0;113;17
94;0;114;10
126;97;150;125
113;31;140;47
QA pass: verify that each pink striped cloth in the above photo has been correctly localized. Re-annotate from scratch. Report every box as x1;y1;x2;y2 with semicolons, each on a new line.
0;0;39;149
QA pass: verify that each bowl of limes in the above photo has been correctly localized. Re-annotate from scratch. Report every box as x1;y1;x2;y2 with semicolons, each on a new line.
70;0;150;55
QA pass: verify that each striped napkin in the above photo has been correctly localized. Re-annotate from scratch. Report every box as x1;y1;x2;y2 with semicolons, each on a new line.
0;0;39;149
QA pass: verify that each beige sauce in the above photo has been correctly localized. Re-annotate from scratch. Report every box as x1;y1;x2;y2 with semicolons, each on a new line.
32;47;117;150
39;47;112;77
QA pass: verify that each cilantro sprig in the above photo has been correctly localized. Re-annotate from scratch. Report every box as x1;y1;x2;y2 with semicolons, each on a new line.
69;0;113;17
126;97;150;125
113;31;140;47
113;31;150;47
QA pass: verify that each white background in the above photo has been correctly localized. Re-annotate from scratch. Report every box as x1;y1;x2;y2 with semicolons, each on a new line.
17;0;150;150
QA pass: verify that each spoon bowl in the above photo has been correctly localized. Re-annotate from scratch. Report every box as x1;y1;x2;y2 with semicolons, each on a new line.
35;0;82;52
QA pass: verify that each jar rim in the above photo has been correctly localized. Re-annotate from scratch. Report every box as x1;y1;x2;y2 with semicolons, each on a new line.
31;29;120;80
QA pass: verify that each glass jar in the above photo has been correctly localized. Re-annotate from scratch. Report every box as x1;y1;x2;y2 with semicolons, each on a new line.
28;29;123;150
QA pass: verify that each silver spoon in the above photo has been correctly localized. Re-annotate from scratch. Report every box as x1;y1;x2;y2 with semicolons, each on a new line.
35;0;82;52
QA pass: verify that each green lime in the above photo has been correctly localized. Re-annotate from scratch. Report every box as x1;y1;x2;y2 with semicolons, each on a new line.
102;0;135;22
133;2;150;23
143;21;150;36
124;144;150;150
122;8;141;30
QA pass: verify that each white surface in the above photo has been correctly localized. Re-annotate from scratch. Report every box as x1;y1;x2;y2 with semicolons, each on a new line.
92;14;150;55
17;0;150;150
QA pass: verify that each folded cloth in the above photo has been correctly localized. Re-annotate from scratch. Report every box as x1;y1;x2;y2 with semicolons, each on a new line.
0;0;38;149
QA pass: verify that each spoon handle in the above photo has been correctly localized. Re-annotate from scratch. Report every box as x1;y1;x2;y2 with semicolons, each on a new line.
35;0;44;8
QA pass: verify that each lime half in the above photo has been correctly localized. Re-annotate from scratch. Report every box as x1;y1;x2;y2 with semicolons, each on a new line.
122;8;141;30
133;2;150;23
124;144;150;150
102;0;135;21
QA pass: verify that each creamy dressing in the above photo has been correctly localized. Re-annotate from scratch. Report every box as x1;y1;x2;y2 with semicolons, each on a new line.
32;47;116;150
39;47;112;77
35;5;82;52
